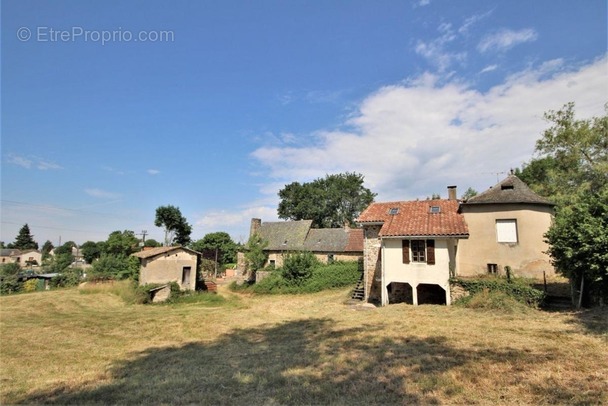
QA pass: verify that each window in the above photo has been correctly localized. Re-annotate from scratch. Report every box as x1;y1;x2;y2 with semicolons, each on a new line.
402;239;435;265
496;219;518;243
269;260;276;268
411;240;426;262
327;254;335;263
487;263;498;274
388;207;399;215
429;206;441;214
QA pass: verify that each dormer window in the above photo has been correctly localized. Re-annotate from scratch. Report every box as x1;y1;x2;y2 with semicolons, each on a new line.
501;185;514;190
429;206;441;214
388;207;399;215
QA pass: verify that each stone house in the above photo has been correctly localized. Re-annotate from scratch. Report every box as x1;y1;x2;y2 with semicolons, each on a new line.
457;174;555;278
357;176;556;306
132;246;201;290
0;249;42;267
356;189;469;306
237;218;363;272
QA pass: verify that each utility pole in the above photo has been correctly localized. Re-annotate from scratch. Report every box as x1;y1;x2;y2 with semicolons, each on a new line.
137;230;147;249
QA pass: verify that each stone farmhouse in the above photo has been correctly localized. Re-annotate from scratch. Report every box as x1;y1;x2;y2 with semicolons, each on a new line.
357;175;555;306
0;249;43;267
237;218;363;272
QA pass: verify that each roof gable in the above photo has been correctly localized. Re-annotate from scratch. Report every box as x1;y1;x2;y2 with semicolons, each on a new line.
357;199;469;237
132;246;201;259
463;175;553;206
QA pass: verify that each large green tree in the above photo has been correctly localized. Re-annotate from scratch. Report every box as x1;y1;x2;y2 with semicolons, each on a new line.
278;172;376;228
80;241;103;264
520;103;608;306
10;224;38;250
104;231;139;257
244;233;268;281
190;232;237;265
154;205;192;246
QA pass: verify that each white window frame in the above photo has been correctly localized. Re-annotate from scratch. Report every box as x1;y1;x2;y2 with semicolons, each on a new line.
496;219;518;243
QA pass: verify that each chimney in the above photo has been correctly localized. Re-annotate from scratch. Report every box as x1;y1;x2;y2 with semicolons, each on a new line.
250;218;262;237
447;185;457;201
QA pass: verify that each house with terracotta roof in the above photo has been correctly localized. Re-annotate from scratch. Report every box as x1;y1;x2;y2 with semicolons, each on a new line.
357;175;556;306
457;174;555;279
357;186;469;306
132;246;201;290
237;218;363;272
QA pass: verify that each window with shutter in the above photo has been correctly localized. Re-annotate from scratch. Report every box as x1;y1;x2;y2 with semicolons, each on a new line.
411;240;426;262
402;240;410;264
496;219;518;243
426;240;435;265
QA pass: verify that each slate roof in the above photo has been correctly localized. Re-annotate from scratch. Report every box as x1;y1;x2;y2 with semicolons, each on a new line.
132;246;201;259
357;199;469;238
254;220;364;253
462;174;554;206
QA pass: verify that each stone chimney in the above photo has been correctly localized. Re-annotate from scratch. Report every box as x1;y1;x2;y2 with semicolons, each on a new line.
250;218;262;237
447;185;457;201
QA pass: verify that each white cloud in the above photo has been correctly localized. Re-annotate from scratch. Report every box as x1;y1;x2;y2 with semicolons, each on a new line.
147;169;160;175
415;23;467;73
478;28;538;53
7;154;62;170
251;56;607;203
480;64;498;74
85;188;121;199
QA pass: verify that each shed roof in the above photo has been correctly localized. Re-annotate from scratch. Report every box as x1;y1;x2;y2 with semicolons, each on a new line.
132;246;201;259
357;199;469;238
462;174;553;206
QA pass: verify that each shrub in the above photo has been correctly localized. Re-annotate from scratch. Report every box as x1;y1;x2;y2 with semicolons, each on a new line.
455;289;532;313
282;251;319;285
0;263;23;295
49;267;84;288
451;276;545;308
22;279;39;293
89;254;140;281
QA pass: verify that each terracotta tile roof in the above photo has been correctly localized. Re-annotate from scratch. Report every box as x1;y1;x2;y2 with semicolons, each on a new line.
357;199;469;237
463;174;554;206
344;229;364;252
132;246;201;259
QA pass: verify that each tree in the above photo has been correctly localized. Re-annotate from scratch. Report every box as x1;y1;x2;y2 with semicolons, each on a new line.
154;205;192;246
144;239;162;248
461;187;478;201
89;254;140;281
80;241;103;264
244;234;268;281
190;232;237;265
278;172;376;228
45;242;75;274
0;263;23;294
104;231;139;257
521;103;608;306
41;240;54;261
282;251;319;285
11;224;38;250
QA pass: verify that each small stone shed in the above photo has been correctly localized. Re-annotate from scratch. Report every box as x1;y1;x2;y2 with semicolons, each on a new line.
132;246;201;290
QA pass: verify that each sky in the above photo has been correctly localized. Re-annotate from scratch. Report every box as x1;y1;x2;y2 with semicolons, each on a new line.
1;0;607;247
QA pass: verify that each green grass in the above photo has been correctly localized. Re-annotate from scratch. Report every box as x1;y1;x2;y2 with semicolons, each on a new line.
1;285;606;405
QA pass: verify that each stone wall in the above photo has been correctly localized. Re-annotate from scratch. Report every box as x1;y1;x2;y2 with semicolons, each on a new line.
362;225;382;303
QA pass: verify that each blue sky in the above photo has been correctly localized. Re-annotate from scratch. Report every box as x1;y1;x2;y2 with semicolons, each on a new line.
1;0;606;246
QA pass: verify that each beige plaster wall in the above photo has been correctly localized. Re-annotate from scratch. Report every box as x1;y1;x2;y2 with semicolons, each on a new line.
139;250;197;290
457;204;555;279
382;238;452;305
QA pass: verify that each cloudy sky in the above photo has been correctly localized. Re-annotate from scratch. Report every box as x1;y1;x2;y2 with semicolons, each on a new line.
1;0;606;246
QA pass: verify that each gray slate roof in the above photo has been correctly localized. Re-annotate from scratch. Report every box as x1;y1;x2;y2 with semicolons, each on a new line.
254;220;363;253
462;174;553;206
132;246;201;259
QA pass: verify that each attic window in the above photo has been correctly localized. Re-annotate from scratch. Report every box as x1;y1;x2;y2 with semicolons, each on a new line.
388;208;399;215
429;206;441;214
501;185;514;190
282;240;288;245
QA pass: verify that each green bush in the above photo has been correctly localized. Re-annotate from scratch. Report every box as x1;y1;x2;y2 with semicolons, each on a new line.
22;279;39;293
89;254;140;281
0;263;23;295
451;276;545;308
49;267;84;288
282;251;319;285
455;289;532;313
231;260;360;295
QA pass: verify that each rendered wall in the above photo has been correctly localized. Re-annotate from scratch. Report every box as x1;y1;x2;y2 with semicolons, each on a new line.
139;250;198;290
457;204;554;278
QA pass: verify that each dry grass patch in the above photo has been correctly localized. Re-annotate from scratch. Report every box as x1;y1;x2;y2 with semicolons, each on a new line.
1;286;606;404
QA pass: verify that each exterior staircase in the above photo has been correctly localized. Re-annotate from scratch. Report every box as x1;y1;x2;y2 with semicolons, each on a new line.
351;274;365;301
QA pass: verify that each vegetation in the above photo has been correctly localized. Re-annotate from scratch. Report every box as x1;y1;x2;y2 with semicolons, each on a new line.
278;172;376;228
190;232;238;266
154;205;192;246
7;224;38;250
1;286;606;405
88;254;140;281
232;260;360;295
451;276;545;308
243;234;268;280
518;102;608;306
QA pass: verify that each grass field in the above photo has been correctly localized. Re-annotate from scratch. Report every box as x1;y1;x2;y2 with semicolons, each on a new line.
1;283;606;405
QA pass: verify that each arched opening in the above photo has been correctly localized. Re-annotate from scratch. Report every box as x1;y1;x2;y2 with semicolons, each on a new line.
387;282;414;304
416;284;447;305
